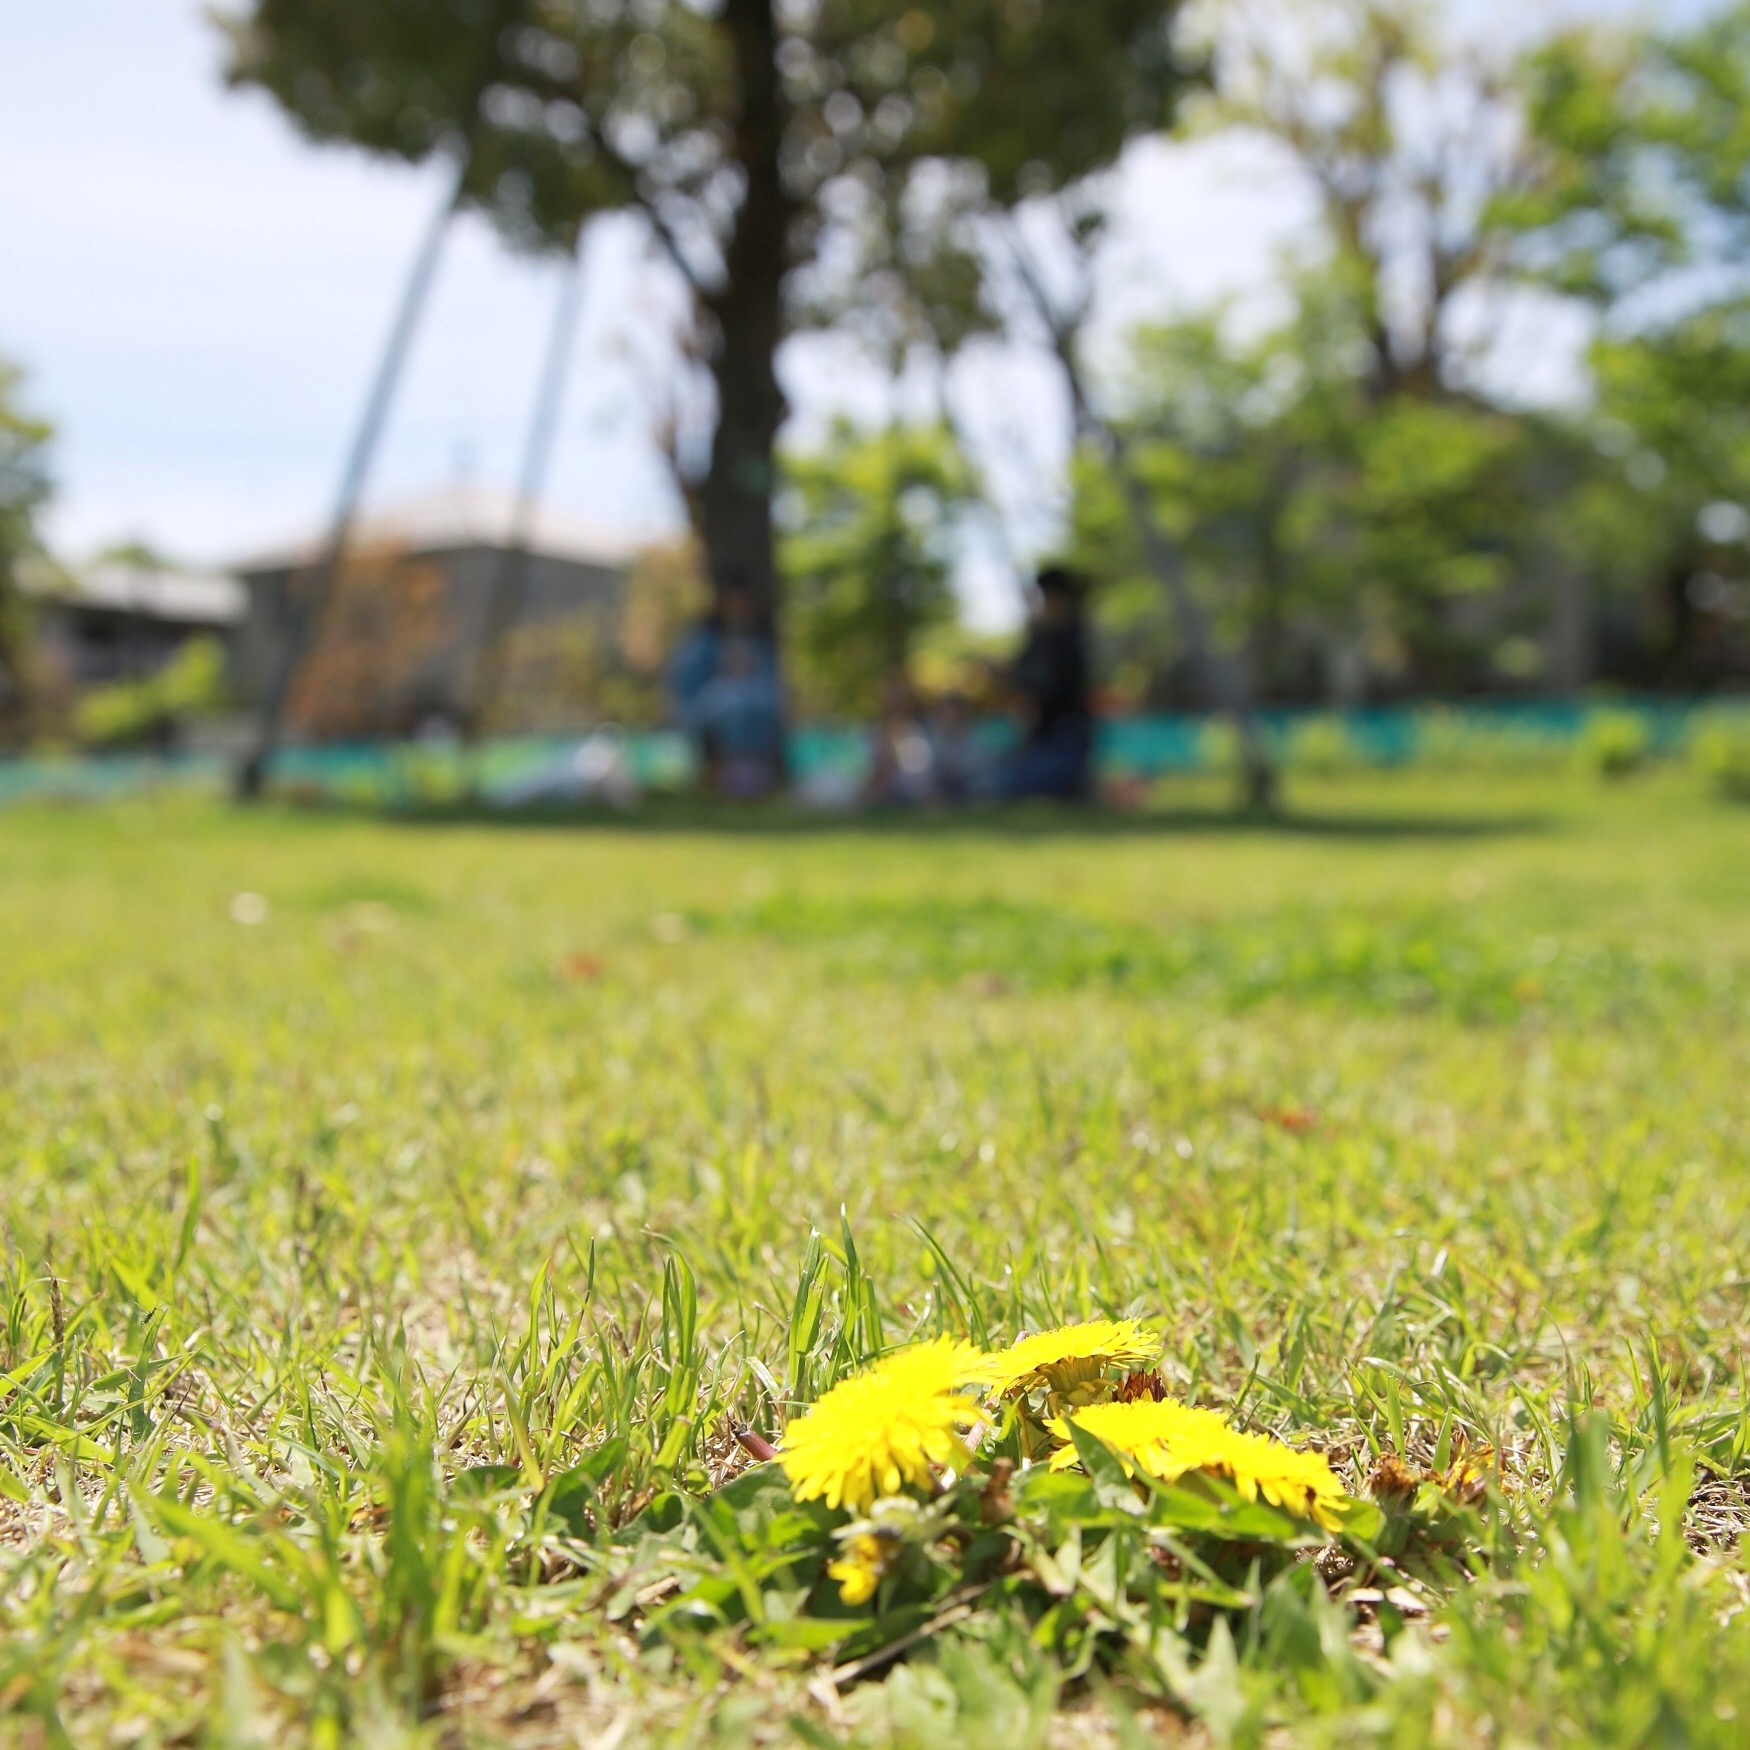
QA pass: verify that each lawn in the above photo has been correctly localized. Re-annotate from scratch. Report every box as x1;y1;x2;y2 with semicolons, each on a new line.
1;772;1747;1747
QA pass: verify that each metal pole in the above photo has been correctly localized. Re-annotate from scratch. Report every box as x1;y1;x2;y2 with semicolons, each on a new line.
235;158;466;800
466;225;590;743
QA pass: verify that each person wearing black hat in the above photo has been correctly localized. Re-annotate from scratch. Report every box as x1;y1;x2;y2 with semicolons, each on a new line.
995;566;1094;800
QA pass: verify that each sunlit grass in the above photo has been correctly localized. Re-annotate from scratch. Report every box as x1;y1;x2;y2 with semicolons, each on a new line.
1;772;1747;1745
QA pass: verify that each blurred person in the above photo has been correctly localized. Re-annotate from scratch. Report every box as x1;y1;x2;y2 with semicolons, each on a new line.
865;671;937;806
994;566;1094;800
926;690;981;804
669;579;783;796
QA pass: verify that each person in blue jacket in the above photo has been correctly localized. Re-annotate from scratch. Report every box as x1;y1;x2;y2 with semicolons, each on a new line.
669;579;784;796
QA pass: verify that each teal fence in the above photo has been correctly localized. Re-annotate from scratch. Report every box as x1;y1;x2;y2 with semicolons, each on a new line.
1;698;1744;808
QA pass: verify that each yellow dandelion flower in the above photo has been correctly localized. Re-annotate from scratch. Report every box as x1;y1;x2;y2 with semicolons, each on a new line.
1049;1397;1231;1477
780;1337;987;1513
826;1532;891;1605
1050;1398;1350;1530
981;1318;1161;1403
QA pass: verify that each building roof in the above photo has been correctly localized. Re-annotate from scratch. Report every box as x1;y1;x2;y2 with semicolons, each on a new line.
233;485;646;575
23;559;246;625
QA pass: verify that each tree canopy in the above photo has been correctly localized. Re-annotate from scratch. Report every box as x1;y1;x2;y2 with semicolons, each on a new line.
1069;272;1553;705
220;0;1196;625
781;418;975;715
1506;3;1750;683
1505;3;1750;311
0;361;53;744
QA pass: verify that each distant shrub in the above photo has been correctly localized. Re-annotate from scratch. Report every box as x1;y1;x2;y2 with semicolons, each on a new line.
1283;713;1367;775
1412;706;1568;772
76;636;227;748
1197;717;1241;776
1579;709;1652;779
1690;709;1750;799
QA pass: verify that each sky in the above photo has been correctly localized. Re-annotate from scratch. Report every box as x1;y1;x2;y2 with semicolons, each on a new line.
0;0;1698;627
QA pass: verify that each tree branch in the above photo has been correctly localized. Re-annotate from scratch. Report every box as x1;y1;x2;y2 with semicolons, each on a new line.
581;123;720;302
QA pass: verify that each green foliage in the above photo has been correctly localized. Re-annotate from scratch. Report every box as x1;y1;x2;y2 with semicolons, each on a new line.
781;421;978;716
1408;708;1570;772
1575;306;1750;674
1508;5;1750;306
1321;400;1526;613
0;360;53;740
616;1445;1365;1683
1281;716;1366;777
219;0;1190;239
1069;306;1325;695
0;363;50;572
1192;1;1550;402
1066;0;1750;707
1427;1421;1750;1748
1690;708;1750;798
1577;708;1650;780
1506;7;1750;682
1072;283;1554;698
74;636;228;748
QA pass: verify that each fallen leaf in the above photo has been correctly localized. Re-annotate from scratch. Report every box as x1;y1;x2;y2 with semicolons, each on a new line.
1260;1106;1319;1135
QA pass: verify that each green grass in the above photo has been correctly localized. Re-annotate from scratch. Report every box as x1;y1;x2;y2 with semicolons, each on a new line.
1;771;1747;1747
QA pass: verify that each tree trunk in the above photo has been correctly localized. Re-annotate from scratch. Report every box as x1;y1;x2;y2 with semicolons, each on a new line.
1658;549;1700;688
1251;454;1295;702
697;0;793;632
0;618;30;749
1109;449;1277;810
1546;558;1593;697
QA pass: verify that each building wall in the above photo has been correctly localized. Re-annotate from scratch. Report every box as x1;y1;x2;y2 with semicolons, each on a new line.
35;603;232;690
232;543;627;734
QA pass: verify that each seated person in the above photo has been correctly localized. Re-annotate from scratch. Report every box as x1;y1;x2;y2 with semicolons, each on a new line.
995;566;1094;800
926;689;980;804
865;671;938;806
669;581;783;796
